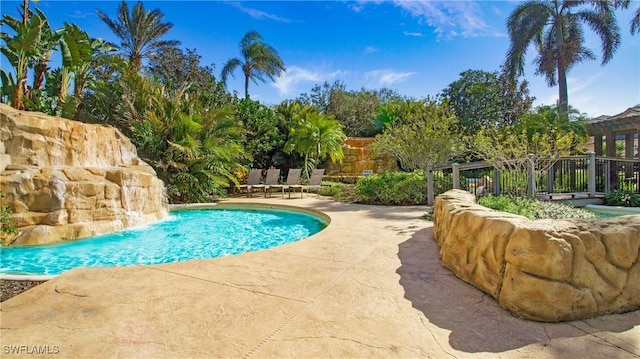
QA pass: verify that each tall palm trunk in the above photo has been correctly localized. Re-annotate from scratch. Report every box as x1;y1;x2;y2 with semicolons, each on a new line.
244;74;250;98
555;5;569;117
22;0;28;26
557;62;569;117
130;54;142;74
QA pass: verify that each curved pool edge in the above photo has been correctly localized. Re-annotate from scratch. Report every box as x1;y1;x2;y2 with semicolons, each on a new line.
0;273;58;281
1;201;331;281
169;201;332;225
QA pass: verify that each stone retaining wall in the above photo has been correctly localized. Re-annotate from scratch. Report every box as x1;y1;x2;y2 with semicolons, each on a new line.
0;104;168;245
325;138;397;176
433;189;640;322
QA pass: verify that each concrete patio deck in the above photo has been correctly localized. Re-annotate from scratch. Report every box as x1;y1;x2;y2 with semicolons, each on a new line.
1;197;638;358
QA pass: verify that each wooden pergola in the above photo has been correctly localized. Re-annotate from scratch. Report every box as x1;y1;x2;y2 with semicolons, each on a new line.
587;105;640;158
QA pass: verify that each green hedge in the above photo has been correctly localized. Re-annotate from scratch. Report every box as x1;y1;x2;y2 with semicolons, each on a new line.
477;195;596;220
352;171;459;205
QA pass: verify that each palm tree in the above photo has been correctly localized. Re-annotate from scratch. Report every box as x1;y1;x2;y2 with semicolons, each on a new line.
285;108;345;180
504;0;620;117
129;79;245;202
614;0;640;34
221;30;285;98
96;1;179;73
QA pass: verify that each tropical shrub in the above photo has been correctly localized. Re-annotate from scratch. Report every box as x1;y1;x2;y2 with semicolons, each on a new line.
352;170;468;205
355;171;426;205
284;105;346;180
605;189;640;207
478;195;596;220
235;98;284;169
0;192;19;243
127;77;245;203
316;181;355;202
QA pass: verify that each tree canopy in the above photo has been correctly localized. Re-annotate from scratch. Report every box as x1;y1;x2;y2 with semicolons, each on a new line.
96;0;180;73
441;68;534;134
371;98;459;171
221;30;285;98
504;0;620;116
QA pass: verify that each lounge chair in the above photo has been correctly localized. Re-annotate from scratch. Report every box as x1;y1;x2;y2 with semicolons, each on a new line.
257;168;281;197
237;169;262;197
301;168;325;197
268;168;303;198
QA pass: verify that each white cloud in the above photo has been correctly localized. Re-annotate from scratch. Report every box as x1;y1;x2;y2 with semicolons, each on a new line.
567;73;601;94
403;31;423;37
364;46;379;54
394;0;491;38
348;1;505;38
68;10;93;19
272;66;343;96
229;2;294;23
364;69;417;87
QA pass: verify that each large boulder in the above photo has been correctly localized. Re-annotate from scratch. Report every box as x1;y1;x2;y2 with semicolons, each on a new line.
0;104;168;245
433;189;640;322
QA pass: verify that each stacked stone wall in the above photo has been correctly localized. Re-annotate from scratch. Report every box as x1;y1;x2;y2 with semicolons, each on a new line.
325;137;397;177
433;189;640;322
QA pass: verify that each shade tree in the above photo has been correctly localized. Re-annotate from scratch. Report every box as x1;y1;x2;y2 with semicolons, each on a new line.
371;98;460;172
441;68;534;134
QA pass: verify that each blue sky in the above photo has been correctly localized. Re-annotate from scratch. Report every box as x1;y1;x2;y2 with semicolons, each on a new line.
2;0;639;117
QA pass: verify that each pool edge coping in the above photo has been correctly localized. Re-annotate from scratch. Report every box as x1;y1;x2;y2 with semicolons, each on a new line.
1;201;331;281
584;204;640;215
169;201;332;225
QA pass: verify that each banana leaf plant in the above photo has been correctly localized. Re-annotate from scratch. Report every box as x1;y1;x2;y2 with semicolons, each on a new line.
58;23;116;119
0;11;42;109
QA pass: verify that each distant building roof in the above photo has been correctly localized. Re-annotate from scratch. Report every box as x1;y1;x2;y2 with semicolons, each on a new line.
587;105;640;135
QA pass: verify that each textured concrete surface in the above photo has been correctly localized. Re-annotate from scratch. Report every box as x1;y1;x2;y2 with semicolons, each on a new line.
1;197;639;358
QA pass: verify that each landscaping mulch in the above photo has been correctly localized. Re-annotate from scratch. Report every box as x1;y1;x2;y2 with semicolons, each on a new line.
0;280;46;302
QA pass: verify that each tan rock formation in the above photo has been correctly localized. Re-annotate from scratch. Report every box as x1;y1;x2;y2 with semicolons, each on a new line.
0;104;168;245
325;137;397;178
433;189;640;322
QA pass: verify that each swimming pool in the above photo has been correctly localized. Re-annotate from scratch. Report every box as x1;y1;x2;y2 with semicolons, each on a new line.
0;205;329;278
584;204;640;218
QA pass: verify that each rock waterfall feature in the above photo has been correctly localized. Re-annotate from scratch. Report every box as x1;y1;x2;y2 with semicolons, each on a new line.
0;104;168;245
433;189;640;322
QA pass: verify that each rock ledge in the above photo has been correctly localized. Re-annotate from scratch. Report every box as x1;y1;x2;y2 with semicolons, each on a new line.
433;189;640;322
1;104;168;245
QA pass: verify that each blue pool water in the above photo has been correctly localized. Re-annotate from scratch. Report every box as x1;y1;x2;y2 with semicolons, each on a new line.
584;204;640;218
0;208;328;277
